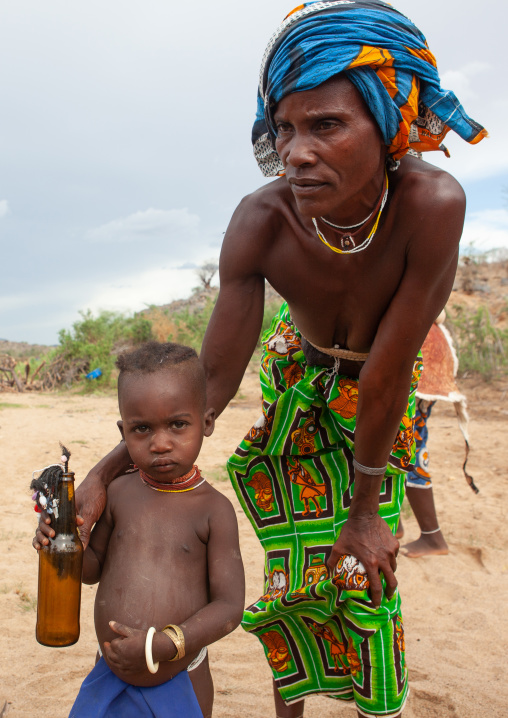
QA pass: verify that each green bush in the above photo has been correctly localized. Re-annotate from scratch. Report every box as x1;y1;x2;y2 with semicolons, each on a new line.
167;295;282;361
449;304;508;380
11;292;285;391
168;297;217;352
56;310;153;389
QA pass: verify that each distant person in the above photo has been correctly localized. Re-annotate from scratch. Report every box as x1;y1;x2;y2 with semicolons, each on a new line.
51;2;486;716
34;342;245;718
398;312;478;557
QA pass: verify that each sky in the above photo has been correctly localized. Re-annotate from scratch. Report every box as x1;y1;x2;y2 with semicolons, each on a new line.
1;0;507;344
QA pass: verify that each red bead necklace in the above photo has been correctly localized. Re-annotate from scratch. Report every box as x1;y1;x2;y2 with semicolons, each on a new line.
137;465;204;493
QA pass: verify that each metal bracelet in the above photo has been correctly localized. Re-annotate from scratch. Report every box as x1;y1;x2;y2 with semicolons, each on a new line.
163;624;186;662
353;458;387;476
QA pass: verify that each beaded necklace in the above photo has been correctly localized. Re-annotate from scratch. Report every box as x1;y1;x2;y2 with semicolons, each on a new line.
138;465;205;493
312;169;389;254
319;197;379;230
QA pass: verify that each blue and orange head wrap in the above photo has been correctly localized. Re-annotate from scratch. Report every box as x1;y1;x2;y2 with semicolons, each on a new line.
253;0;487;176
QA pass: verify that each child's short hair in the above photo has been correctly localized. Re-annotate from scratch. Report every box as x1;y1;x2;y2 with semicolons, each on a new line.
116;342;206;406
116;341;197;374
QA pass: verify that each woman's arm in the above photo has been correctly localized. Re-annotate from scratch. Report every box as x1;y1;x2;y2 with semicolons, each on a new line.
328;169;466;606
74;441;131;548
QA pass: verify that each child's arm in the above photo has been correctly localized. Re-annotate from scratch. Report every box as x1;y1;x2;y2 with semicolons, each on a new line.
82;497;114;584
174;493;245;652
104;493;245;671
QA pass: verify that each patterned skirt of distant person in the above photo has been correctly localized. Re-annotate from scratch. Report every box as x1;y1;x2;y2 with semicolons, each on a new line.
405;400;436;489
227;303;421;716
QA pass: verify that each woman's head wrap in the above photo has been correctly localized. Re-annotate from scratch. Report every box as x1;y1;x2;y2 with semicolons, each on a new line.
253;0;487;176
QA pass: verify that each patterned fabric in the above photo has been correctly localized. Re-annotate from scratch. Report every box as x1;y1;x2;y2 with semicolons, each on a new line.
406;400;435;489
253;0;487;176
227;304;421;715
69;658;203;718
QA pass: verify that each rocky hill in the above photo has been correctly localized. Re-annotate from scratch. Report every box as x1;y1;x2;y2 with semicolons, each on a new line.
0;339;54;359
449;257;508;328
2;260;507;386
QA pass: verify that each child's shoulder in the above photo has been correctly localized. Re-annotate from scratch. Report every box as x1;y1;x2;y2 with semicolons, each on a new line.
199;479;238;523
193;479;240;547
200;479;233;504
106;471;139;501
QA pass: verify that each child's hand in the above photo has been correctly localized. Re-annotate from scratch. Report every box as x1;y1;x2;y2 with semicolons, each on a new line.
103;621;178;675
32;513;84;550
103;622;147;675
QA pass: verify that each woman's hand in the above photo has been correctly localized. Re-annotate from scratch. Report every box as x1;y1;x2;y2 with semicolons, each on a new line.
327;512;399;608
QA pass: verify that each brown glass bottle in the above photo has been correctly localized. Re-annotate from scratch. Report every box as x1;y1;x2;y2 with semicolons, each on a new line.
36;472;83;647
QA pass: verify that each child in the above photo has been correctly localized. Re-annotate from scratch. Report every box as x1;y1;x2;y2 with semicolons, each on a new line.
34;342;245;718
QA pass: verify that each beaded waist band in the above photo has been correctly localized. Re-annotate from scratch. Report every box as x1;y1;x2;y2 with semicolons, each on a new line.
305;339;369;362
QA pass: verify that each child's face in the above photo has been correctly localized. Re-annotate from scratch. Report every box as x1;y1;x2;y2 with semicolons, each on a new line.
117;369;214;482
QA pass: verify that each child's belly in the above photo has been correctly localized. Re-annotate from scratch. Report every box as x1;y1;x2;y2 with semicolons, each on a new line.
94;537;209;685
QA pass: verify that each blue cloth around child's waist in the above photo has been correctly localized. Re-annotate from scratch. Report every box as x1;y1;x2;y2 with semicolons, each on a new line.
69;657;203;718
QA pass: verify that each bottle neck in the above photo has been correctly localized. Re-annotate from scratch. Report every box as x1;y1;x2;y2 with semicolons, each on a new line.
51;472;78;535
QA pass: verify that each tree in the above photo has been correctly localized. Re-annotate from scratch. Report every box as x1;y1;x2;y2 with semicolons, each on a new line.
196;260;219;290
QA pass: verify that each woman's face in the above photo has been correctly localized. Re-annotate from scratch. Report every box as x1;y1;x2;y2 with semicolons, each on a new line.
274;75;387;224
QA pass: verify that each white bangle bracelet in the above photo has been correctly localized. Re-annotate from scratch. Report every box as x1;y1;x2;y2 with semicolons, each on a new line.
145;626;159;674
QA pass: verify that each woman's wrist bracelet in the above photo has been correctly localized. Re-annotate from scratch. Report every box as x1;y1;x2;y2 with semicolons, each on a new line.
353;458;388;476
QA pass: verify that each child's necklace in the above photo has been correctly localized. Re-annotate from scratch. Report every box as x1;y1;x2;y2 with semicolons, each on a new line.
138;465;205;493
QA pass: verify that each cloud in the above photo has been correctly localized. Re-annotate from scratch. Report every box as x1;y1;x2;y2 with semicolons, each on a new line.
84;266;199;314
0;200;9;217
0;267;198;344
86;208;200;244
461;209;508;252
440;63;490;102
0;291;34;312
178;261;199;270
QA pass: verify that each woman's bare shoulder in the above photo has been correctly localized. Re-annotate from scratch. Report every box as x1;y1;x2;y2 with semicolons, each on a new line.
229;176;292;232
395;155;466;209
220;177;292;274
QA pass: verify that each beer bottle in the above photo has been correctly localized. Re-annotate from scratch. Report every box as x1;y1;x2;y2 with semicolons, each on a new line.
36;470;83;647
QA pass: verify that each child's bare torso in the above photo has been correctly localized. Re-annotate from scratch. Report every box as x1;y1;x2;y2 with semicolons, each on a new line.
95;473;213;684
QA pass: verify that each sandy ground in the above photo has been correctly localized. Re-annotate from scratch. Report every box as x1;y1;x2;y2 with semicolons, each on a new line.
1;368;507;717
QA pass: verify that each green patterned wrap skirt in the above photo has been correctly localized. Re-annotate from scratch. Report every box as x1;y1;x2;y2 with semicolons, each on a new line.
227;304;422;717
